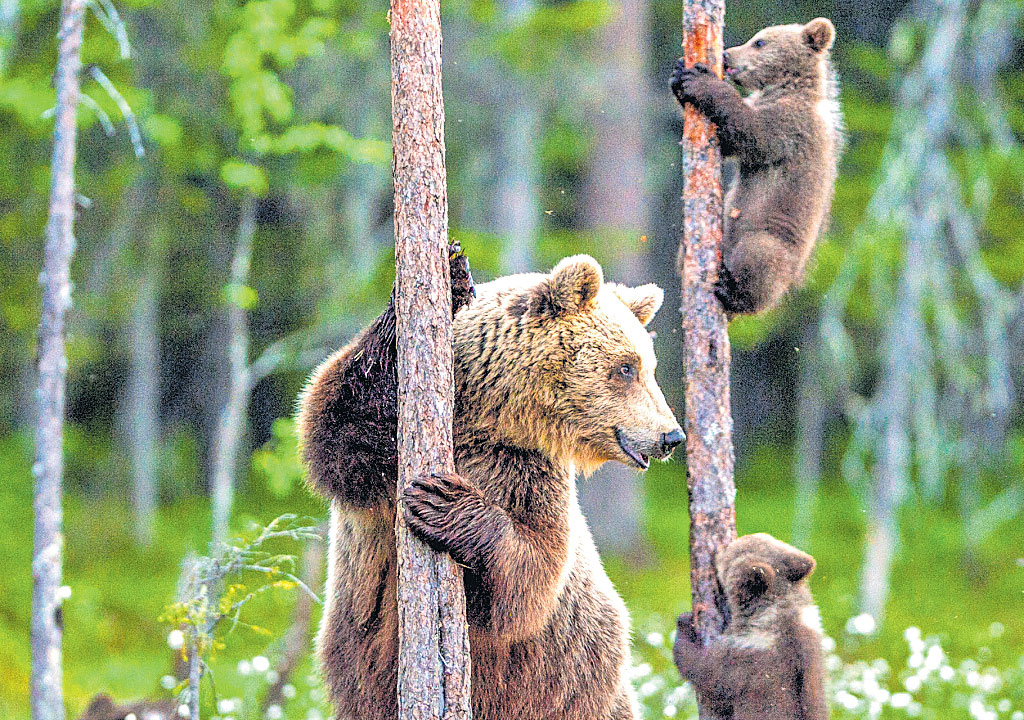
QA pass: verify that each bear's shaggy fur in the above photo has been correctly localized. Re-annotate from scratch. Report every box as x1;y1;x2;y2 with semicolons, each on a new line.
671;18;843;315
298;248;684;720
673;533;828;720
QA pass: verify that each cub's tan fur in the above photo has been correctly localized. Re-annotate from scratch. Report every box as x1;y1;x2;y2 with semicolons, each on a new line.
671;18;843;314
298;251;683;720
673;534;828;720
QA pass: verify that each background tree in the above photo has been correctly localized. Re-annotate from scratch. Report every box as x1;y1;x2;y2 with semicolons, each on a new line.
32;1;86;718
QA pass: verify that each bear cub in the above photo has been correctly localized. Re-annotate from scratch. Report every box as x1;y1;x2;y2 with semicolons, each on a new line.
671;18;843;315
673;533;828;720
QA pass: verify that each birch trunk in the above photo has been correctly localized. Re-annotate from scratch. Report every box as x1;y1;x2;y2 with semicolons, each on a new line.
210;193;256;551
389;1;472;718
678;1;737;718
32;1;86;718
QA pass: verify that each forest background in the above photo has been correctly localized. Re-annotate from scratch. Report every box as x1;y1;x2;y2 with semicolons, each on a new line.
2;0;1024;718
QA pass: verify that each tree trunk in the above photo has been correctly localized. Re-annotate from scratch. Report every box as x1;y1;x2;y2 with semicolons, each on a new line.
581;0;653;556
210;192;256;551
792;324;824;548
677;2;736;718
32;2;85;719
389;2;472;719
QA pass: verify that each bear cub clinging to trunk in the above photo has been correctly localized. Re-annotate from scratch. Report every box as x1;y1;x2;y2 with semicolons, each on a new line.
673;533;828;720
671;18;843;315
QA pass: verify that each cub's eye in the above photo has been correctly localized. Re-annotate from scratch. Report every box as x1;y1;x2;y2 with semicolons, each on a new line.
753;39;766;48
617;363;637;381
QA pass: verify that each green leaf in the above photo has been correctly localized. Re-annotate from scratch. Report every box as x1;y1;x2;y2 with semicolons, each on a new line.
220;160;268;195
223;283;259;310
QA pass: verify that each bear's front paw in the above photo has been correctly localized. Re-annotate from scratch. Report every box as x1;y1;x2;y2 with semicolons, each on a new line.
402;472;490;567
670;58;714;106
448;241;477;315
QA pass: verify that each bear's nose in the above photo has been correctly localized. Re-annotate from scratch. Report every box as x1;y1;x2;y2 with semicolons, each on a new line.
661;428;685;452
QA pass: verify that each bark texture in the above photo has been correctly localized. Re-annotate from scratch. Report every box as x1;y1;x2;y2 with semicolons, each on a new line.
32;2;85;718
677;2;737;717
389;2;472;719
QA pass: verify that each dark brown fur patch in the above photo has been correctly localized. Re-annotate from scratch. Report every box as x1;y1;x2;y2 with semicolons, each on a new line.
671;18;843;315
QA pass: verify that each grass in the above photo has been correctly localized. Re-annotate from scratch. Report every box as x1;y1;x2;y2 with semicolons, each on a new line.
1;430;1021;718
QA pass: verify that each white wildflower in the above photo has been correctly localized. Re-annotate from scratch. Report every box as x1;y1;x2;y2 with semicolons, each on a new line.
266;705;283;720
989;622;1005;638
252;655;271;673
646;631;665;647
891;692;912;708
940;665;955;681
663;706;677;717
167;629;185;650
177;705;190;718
904;676;922;692
846;613;877;635
237;660;252;676
160;675;177;690
282;684;296;699
997;699;1011;713
217;699;236;714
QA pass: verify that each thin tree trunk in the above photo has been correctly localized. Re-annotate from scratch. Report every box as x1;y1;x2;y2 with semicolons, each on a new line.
0;0;18;73
581;0;653;555
793;324;824;548
32;2;85;719
210;193;256;551
390;1;472;718
261;537;324;713
678;2;736;718
129;255;160;546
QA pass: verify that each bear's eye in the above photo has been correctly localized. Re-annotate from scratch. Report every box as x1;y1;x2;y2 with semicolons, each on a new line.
617;363;637;381
753;38;766;48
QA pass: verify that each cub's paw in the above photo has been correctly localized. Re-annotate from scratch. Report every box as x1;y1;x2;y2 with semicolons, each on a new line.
448;241;477;315
676;611;699;645
402;472;488;566
670;58;714;105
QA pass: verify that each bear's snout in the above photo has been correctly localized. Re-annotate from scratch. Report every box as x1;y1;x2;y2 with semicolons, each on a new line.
660;428;685;454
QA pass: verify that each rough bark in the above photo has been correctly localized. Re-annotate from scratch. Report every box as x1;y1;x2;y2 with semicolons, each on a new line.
389;2;472;719
210;193;256;552
677;2;736;718
32;2;85;719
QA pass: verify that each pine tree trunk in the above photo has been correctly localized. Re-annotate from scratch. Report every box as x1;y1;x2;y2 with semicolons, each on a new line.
389;2;472;719
678;1;737;718
32;2;85;718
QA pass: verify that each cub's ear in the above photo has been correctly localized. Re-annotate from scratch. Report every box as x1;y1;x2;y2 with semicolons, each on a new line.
543;255;604;317
610;283;664;327
733;560;775;606
803;17;835;53
781;547;816;582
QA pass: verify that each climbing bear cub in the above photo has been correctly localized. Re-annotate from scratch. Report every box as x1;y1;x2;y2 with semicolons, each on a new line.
671;18;843;315
298;246;684;720
673;533;828;720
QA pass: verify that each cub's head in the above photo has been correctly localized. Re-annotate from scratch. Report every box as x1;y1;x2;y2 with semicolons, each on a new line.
716;533;816;617
723;18;835;92
453;254;683;474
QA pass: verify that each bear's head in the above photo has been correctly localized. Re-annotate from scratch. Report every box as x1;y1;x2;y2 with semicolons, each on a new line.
722;18;835;92
715;533;816;617
453;254;683;475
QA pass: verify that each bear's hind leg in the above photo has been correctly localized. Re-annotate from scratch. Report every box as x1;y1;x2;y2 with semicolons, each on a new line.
715;232;799;315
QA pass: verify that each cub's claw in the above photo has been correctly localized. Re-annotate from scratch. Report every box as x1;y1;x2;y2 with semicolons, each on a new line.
671;58;713;105
713;265;754;315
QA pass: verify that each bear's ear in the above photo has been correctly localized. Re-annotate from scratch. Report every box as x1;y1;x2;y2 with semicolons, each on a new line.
732;560;775;607
610;283;664;327
803;17;835;53
780;547;816;582
543;255;604;317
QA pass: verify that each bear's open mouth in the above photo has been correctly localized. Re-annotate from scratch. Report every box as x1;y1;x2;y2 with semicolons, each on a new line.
615;428;650;470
